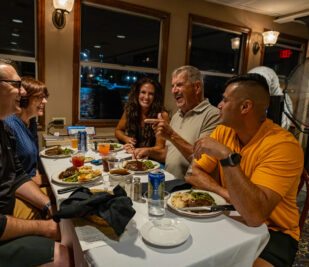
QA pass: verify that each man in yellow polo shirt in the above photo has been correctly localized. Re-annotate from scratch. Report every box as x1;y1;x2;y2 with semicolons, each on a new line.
186;73;303;267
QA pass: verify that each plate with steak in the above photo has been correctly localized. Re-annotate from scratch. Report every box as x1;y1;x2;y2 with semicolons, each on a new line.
40;146;76;158
52;166;102;185
167;190;228;218
122;159;159;174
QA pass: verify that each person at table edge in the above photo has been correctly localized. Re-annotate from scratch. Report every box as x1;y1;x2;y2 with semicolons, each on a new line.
138;65;220;179
187;74;303;267
0;59;70;266
5;76;50;186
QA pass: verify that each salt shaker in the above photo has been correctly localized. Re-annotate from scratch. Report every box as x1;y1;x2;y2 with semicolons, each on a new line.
133;177;142;201
124;176;133;198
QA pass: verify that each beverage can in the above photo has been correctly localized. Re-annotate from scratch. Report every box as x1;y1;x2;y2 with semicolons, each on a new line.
78;131;87;152
147;169;165;216
78;131;82;151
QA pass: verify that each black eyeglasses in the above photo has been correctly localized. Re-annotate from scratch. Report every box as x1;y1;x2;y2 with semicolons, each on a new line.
0;80;22;90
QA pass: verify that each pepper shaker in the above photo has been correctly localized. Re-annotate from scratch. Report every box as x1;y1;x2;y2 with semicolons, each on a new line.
133;177;142;201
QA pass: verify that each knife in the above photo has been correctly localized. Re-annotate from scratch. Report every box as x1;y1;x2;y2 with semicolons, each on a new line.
179;205;235;212
57;186;82;194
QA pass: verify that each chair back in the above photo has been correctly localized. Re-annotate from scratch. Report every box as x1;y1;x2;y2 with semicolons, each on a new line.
297;169;309;233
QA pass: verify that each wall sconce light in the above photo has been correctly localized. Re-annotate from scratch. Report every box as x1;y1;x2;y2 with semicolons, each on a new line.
231;37;240;50
52;0;74;29
262;31;280;46
252;30;280;55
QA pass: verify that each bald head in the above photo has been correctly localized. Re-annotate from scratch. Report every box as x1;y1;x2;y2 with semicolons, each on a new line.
0;59;16;80
226;74;270;120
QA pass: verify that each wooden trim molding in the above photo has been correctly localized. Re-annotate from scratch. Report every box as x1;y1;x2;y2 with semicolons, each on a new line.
37;0;45;130
72;0;170;127
186;14;251;73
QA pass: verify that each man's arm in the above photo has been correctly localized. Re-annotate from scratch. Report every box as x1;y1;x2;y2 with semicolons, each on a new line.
15;180;53;215
222;165;281;226
145;113;193;162
193;135;281;227
0;216;59;241
185;161;230;202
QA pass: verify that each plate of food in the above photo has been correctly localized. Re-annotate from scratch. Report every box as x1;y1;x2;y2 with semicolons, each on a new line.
167;190;228;218
122;159;160;174
40;146;76;158
51;165;102;185
109;143;123;152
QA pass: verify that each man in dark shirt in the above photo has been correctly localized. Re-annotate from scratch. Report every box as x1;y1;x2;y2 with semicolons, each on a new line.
0;59;70;266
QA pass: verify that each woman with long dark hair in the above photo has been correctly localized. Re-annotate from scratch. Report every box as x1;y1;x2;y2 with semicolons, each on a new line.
115;77;168;158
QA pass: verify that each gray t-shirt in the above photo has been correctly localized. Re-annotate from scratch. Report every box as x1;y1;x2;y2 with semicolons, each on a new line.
165;99;220;179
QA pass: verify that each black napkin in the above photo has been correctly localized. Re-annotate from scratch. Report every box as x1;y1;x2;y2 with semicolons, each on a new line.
141;179;192;194
53;185;136;236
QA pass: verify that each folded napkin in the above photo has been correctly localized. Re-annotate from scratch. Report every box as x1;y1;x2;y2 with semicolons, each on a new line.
142;179;192;194
53;185;135;236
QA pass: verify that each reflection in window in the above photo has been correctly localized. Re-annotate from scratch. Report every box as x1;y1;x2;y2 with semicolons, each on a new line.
191;24;245;75
80;2;163;121
0;0;36;77
203;75;229;107
80;67;158;119
263;40;304;79
188;18;248;107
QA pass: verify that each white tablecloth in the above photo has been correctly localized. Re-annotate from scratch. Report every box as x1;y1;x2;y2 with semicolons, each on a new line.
41;149;269;267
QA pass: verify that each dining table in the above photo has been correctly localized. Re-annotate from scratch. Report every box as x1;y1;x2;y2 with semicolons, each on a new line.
40;146;270;267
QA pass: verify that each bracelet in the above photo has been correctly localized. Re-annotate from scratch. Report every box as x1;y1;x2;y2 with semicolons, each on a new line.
43;202;52;214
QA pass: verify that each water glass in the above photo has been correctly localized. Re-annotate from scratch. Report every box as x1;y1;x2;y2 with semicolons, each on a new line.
143;191;170;217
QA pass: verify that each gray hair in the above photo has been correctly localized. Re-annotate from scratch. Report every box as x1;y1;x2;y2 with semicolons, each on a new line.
172;65;204;88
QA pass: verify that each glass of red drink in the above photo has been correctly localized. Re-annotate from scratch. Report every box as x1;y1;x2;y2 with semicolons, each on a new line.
71;152;85;167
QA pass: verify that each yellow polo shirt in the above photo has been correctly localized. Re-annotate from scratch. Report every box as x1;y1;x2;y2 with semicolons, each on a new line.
197;119;303;241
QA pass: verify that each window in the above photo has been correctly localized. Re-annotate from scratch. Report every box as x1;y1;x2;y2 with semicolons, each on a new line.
186;15;250;106
262;32;307;83
73;0;170;126
0;0;45;128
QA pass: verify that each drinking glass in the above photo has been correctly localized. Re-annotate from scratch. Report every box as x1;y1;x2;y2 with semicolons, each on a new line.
98;143;110;156
70;134;78;149
71;152;85;167
143;191;171;217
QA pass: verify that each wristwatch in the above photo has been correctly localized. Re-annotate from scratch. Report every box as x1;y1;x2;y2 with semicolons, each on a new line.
220;152;242;167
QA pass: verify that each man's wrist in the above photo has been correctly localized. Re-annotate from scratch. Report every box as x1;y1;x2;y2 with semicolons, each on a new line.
43;201;52;214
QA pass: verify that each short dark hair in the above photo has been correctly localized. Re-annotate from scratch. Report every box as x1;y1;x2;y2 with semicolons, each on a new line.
225;73;270;95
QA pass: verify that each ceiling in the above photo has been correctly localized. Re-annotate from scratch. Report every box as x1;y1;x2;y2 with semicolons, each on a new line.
204;0;309;18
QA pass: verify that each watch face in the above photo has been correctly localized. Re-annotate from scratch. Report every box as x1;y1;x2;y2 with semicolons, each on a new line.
231;153;241;165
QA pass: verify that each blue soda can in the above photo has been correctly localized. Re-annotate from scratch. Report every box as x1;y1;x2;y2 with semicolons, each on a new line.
148;169;165;216
78;131;87;151
77;131;82;151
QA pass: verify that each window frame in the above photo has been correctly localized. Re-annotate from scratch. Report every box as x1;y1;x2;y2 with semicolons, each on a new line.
73;0;170;127
0;0;45;130
186;14;251;78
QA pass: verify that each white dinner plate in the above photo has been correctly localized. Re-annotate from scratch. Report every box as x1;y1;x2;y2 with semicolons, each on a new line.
122;159;160;174
108;143;124;152
140;218;190;247
167;189;227;218
40;147;77;158
51;171;102;185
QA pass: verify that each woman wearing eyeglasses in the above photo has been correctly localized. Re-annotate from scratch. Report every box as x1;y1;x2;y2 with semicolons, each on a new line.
5;77;49;185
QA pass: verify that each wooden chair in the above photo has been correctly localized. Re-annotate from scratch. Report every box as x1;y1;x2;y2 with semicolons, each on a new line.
297;168;309;233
